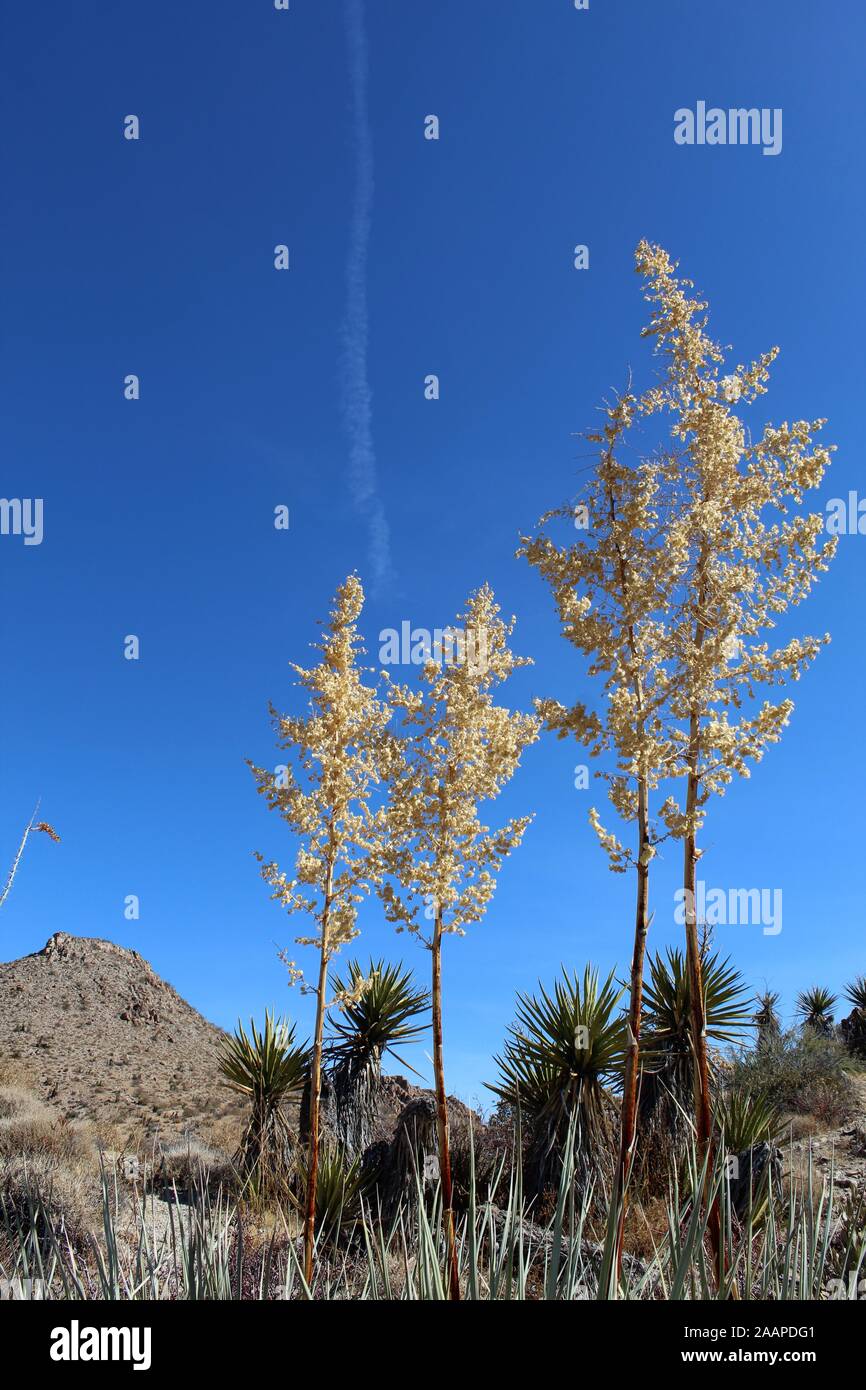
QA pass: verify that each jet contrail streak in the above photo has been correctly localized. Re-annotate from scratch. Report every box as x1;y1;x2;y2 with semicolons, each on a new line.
341;0;393;592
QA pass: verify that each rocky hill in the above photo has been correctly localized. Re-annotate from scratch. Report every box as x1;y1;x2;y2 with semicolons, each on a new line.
0;932;244;1144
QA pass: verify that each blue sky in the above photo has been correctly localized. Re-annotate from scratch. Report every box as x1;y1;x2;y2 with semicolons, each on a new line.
2;1;864;1105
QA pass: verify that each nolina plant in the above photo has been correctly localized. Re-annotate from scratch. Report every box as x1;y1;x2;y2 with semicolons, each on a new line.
628;242;835;1278
248;575;391;1290
378;585;540;1299
519;389;682;1272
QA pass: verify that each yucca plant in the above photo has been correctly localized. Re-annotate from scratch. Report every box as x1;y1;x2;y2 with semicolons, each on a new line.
844;976;866;1011
637;948;751;1187
714;1090;784;1226
796;986;837;1038
377;586;540;1300
753;989;782;1052
488;965;626;1201
324;958;430;1157
248;576;392;1287
841;976;866;1058
715;1088;784;1153
293;1144;369;1251
217;1012;309;1199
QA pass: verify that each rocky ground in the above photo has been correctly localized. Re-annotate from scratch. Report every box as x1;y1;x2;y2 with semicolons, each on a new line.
786;1074;866;1195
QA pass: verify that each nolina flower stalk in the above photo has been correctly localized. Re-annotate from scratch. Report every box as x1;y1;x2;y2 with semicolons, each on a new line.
523;241;835;1285
377;585;539;1300
519;393;682;1275
0;801;61;913
632;241;836;1279
248;575;390;1290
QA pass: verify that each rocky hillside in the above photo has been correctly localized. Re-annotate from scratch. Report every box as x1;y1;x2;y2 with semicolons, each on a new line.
0;932;244;1143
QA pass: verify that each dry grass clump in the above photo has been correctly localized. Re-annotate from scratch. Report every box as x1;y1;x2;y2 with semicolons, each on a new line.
0;1085;94;1165
155;1138;236;1194
0;1084;101;1250
0;1058;38;1091
197;1109;246;1156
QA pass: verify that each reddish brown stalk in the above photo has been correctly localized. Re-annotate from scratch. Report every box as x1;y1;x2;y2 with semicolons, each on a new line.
303;854;334;1293
607;474;653;1281
432;910;460;1301
613;777;651;1278
683;556;723;1285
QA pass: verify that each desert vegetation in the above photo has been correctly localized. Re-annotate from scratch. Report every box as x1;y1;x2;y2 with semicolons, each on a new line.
1;957;864;1301
1;244;863;1301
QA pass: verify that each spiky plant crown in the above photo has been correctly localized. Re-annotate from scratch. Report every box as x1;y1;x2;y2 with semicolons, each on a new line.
753;988;782;1041
641;947;752;1060
487;966;626;1199
795;987;837;1031
488;966;626;1117
217;1012;309;1105
714;1088;784;1152
754;988;781;1016
293;1144;369;1242
844;976;866;1012
327;958;430;1071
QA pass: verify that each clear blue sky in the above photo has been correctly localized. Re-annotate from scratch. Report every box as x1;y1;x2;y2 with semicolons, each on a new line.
2;1;864;1105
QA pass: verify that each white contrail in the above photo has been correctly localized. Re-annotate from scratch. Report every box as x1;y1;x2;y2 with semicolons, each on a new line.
341;0;393;592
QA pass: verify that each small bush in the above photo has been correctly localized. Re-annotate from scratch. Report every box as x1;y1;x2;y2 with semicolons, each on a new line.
729;1029;856;1129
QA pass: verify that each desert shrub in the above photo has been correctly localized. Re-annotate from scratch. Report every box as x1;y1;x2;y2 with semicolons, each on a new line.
155;1139;236;1195
0;1059;38;1090
728;1029;856;1129
198;1111;246;1156
0;1158;97;1263
0;1090;100;1253
0;1085;40;1121
448;1112;513;1209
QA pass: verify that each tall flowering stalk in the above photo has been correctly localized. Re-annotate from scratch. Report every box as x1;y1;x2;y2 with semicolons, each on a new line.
248;575;390;1290
633;241;836;1278
377;585;539;1300
0;802;61;912
519;396;682;1275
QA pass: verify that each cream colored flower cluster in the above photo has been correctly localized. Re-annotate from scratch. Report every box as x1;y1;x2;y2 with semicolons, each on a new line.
521;241;835;869
250;577;540;988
